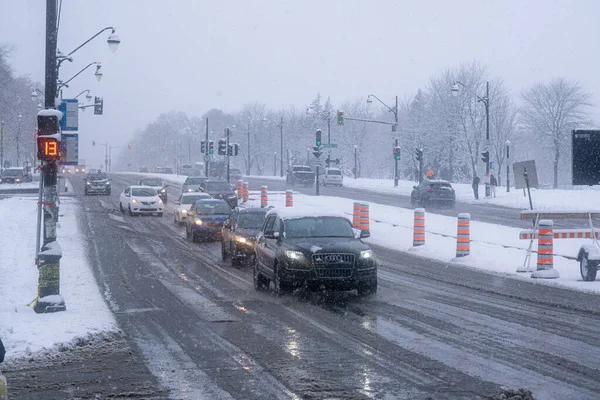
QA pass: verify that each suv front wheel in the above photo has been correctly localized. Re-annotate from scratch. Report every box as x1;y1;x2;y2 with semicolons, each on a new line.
273;264;293;296
253;256;270;291
357;278;377;297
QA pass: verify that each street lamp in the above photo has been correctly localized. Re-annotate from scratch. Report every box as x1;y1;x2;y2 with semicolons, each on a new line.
107;30;121;53
366;93;399;186
451;80;491;198
58;62;102;91
505;139;511;193
74;89;92;99
263;116;284;177
95;64;103;81
31;88;44;102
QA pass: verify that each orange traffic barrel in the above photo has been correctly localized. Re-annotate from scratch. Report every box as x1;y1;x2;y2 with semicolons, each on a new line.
286;190;293;207
237;180;244;200
243;182;249;202
359;203;370;234
456;213;470;257
531;219;559;279
413;208;425;246
260;185;268;208
353;202;361;228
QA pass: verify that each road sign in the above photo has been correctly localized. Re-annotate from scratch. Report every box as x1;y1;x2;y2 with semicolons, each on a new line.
417;142;424;151
322;143;338;149
513;160;539;189
59;99;78;131
60;133;79;165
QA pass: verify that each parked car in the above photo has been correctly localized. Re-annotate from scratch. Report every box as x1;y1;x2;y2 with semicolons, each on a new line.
84;171;111;195
221;207;268;267
185;199;232;242
0;167;33;184
321;168;343;187
119;186;164;216
253;209;377;296
199;179;238;208
139;177;168;203
229;168;243;182
410;179;456;208
286;165;315;186
173;192;212;225
182;176;209;192
139;166;149;173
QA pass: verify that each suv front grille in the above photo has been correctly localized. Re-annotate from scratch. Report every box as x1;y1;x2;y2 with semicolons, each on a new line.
312;253;354;279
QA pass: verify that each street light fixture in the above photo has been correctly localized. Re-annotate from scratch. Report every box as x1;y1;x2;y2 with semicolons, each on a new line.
107;30;121;53
31;88;45;102
95;64;103;81
505;139;511;193
74;89;92;99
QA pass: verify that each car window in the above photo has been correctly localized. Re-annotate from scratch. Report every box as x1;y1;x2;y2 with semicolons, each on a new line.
237;212;267;229
284;217;354;238
124;188;130;195
327;170;342;175
432;182;452;189
88;173;108;180
132;188;157;197
186;177;206;185
2;169;24;176
181;194;209;204
195;202;231;215
263;215;276;233
273;217;282;233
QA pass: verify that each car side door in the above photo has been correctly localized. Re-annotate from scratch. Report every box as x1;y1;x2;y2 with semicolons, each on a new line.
223;210;237;248
121;187;130;206
256;215;276;275
187;201;196;229
262;216;282;279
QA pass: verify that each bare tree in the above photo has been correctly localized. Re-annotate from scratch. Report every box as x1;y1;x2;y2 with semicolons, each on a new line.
520;78;592;188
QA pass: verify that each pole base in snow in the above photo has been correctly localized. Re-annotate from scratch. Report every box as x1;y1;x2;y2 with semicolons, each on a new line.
531;268;560;279
516;265;532;273
34;295;66;313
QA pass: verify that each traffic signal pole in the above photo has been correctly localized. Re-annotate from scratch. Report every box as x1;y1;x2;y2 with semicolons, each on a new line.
34;0;65;313
205;117;209;177
394;138;399;187
484;81;490;198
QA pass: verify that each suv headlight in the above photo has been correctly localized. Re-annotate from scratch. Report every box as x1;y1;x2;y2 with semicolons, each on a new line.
105;181;110;185
86;182;91;185
181;209;187;215
285;250;305;260
131;199;139;204
161;189;166;193
195;218;203;225
158;199;163;204
235;236;248;244
360;250;373;259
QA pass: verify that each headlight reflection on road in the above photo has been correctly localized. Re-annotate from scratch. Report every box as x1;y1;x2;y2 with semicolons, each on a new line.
286;328;300;358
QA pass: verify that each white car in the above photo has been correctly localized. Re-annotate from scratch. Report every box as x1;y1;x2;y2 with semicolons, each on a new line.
322;168;344;187
174;192;212;225
139;177;169;203
119;185;164;216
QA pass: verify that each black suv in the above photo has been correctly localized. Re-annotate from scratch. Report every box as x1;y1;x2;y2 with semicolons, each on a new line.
221;207;268;267
410;179;456;208
199;179;238;208
84;172;111;195
253;210;377;296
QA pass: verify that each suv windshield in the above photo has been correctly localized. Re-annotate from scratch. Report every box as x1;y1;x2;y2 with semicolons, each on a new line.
132;188;157;197
2;169;24;177
195;202;231;215
284;217;354;238
88;173;107;180
205;182;232;192
141;179;162;186
186;177;206;185
181;194;209;204
237;213;266;229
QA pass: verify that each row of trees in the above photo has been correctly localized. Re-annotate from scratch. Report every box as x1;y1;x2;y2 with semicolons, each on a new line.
0;45;40;169
119;61;594;188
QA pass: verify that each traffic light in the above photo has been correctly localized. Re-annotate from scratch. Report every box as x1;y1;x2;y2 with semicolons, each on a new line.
200;140;206;153
415;147;423;162
37;112;61;161
208;140;214;154
336;110;344;125
218;139;227;155
312;145;322;158
316;129;322;146
92;140;96;146
393;146;401;160
227;143;233;156
481;151;490;164
94;96;103;115
233;143;240;156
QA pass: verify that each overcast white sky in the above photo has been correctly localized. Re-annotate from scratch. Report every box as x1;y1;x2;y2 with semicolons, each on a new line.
1;0;599;167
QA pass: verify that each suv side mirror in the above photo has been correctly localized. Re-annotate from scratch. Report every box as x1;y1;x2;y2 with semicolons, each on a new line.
264;231;276;239
360;230;370;238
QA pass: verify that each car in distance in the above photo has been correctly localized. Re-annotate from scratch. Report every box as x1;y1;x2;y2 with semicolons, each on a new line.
185;199;232;242
173;192;212;225
229;168;243;182
119;185;164;216
0;167;33;184
286;165;315;186
410;179;456;208
253;209;377;296
139;177;169;203
221;207;268;267
321;168;343;187
199;179;238;208
139;166;149;173
84;171;111;195
182;176;209;193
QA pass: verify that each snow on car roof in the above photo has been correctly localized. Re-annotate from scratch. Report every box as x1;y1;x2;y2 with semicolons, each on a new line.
266;207;350;221
181;192;210;198
128;185;157;189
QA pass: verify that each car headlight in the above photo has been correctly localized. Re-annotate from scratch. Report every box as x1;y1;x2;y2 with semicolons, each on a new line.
285;250;305;260
158;199;163;204
16;178;21;182
131;199;139;204
195;219;203;225
181;209;187;215
161;189;166;193
360;250;373;259
187;188;193;192
235;236;247;244
105;181;110;185
86;182;91;185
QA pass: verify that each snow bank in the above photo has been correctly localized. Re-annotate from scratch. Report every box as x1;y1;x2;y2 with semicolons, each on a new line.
0;197;116;361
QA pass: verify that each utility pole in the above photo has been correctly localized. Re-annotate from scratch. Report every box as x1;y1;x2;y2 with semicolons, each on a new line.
506;140;511;192
273;152;277;176
279;116;284;177
226;127;231;183
484;82;490;198
34;0;66;313
104;141;108;171
205;117;209;177
394;138;399;187
16;114;22;166
0;120;4;170
327;113;331;144
247;127;250;176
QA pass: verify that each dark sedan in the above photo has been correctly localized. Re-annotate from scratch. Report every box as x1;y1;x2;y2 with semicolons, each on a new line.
410;179;456;208
221;207;268;267
199;179;238;208
84;172;111;195
185;199;232;242
253;210;377;296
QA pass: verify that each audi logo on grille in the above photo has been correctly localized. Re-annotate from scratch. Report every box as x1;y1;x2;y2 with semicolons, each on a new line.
323;254;343;263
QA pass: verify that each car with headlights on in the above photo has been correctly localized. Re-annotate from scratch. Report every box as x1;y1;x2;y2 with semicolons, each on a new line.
182;176;209;193
221;207;268;267
173;192;212;225
199;179;238;208
119;186;164;216
84;171;111;195
139;177;169;203
185;199;231;242
253;209;377;296
0;167;33;184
